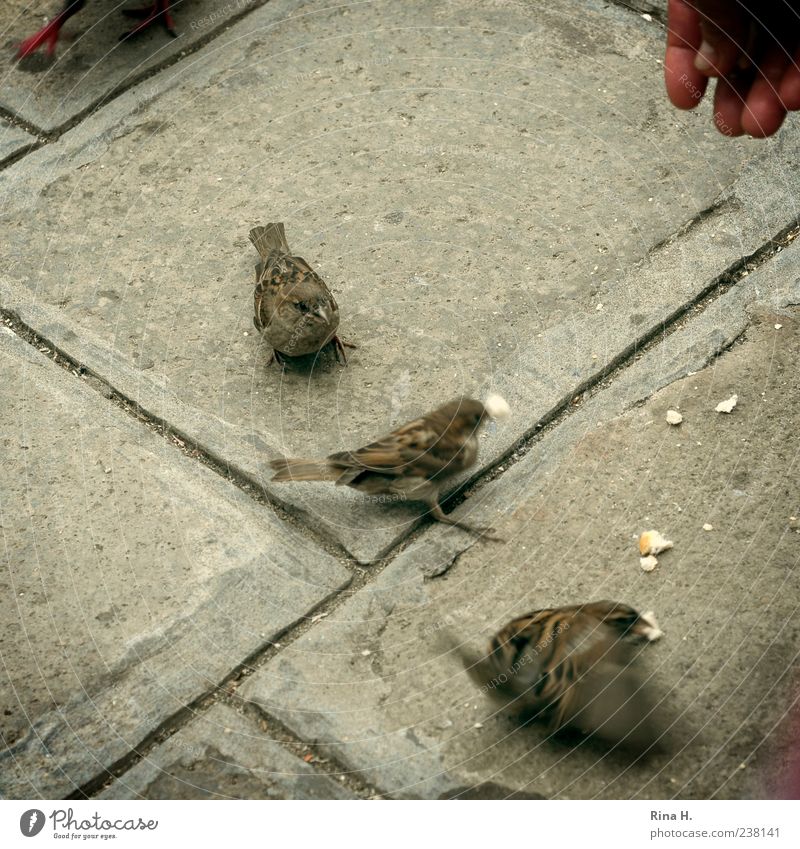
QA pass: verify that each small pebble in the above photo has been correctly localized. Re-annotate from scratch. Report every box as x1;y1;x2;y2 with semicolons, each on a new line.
775;324;783;330
666;410;683;426
702;523;714;531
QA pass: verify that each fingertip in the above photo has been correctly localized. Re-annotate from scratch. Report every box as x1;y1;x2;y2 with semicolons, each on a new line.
741;97;787;138
665;46;708;109
712;78;746;137
779;61;800;111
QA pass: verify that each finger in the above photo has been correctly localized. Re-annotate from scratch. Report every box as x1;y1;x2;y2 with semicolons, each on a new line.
665;0;708;108
712;74;750;137
693;0;750;77
778;47;800;110
742;43;790;137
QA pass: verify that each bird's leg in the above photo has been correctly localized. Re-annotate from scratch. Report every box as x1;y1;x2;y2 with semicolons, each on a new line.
331;335;356;365
120;0;177;41
17;0;86;58
429;502;503;542
267;349;287;368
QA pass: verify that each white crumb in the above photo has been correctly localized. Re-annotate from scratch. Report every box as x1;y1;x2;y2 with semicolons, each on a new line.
715;394;738;413
484;393;511;421
640;554;659;572
639;530;674;556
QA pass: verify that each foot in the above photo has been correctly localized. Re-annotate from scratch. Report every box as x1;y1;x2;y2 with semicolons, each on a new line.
267;349;287;368
120;1;177;41
331;335;356;365
17;1;86;58
429;503;503;542
665;0;800;138
17;19;62;57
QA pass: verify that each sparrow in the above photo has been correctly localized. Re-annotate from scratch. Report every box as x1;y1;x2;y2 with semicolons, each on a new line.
249;223;352;366
463;601;665;749
17;2;177;58
270;394;511;538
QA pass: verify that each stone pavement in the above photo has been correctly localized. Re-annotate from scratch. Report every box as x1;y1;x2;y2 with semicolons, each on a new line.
0;0;797;800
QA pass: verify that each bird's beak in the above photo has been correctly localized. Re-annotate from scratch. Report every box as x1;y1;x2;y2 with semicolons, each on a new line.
313;305;330;323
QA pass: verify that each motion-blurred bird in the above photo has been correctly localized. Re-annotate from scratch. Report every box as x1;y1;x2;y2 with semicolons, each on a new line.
249;223;351;366
464;601;665;749
17;1;177;58
270;394;511;537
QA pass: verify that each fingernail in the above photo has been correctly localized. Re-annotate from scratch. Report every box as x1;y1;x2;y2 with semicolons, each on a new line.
694;40;716;73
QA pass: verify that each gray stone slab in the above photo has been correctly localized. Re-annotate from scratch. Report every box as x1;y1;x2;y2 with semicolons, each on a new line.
0;0;286;133
0;326;350;799
0;118;37;164
99;703;355;799
239;247;800;798
1;0;792;563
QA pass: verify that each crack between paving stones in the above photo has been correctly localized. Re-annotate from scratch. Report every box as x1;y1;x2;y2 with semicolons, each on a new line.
230;698;383;799
1;0;277;154
0;105;48;142
446;216;800;499
0;139;43;172
65;560;391;801
0;307;354;565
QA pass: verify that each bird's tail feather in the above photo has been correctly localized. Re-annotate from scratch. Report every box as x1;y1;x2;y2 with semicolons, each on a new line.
249;223;290;258
270;457;339;483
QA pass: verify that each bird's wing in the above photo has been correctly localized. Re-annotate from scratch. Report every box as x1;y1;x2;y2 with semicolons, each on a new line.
328;417;456;478
487;608;634;706
257;253;337;309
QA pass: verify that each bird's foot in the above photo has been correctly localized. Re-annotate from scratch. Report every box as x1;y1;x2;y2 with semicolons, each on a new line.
17;18;63;58
430;504;504;542
268;349;288;368
120;1;177;41
331;335;356;365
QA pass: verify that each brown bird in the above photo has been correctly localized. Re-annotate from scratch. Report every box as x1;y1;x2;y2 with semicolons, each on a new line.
249;223;351;366
463;601;665;749
270;394;511;537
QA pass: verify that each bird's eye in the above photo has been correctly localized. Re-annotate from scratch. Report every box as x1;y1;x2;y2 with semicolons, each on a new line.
295;301;310;313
